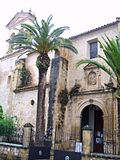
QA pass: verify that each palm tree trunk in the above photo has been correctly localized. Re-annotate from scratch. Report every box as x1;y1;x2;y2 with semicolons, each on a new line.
35;68;47;146
35;54;50;146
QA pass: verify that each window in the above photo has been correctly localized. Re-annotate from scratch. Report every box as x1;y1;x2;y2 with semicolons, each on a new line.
90;41;98;59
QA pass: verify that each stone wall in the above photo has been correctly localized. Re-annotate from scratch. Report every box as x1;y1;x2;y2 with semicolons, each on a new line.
0;123;33;160
82;154;120;160
0;143;29;160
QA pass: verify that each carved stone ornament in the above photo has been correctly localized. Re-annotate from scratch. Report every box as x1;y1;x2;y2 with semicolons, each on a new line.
88;71;97;85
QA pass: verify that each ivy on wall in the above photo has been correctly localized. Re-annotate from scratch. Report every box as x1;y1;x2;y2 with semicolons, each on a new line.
69;84;81;98
57;88;68;128
57;84;81;128
18;65;32;88
58;88;69;106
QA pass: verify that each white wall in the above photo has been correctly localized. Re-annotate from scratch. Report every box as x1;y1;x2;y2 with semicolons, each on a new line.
67;23;118;90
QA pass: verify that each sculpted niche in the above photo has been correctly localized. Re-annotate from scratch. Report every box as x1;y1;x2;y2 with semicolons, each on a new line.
88;71;97;85
83;64;101;90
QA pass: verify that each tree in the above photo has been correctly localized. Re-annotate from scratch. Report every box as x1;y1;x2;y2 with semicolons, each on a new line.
0;105;17;138
10;14;78;146
76;36;120;129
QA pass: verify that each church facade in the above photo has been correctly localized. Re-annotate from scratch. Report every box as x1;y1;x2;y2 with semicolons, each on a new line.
0;11;120;153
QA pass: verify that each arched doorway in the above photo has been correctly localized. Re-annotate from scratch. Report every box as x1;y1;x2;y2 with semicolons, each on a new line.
80;105;103;153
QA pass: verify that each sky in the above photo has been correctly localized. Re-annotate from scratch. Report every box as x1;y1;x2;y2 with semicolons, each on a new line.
0;0;120;56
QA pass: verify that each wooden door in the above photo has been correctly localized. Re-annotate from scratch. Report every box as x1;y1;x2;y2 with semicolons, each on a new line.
94;109;103;153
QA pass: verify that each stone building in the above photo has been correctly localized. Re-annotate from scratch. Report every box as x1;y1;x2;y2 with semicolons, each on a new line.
53;18;120;153
0;11;120;153
0;10;54;130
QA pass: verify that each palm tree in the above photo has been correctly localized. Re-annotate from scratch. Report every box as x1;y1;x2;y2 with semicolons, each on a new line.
10;14;78;146
76;36;120;130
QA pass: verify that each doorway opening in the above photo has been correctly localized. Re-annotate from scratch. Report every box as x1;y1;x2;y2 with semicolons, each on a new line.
80;105;103;153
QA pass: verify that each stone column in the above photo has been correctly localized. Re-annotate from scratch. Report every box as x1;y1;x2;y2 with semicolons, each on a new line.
23;123;33;148
82;125;92;154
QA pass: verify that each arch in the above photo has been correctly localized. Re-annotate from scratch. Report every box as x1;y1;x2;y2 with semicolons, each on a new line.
78;99;104;153
76;98;105;118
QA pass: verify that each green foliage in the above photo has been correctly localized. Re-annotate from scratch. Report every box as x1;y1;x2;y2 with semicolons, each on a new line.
0;105;3;119
69;84;81;98
9;14;78;144
0;117;17;136
57;89;69;127
19;65;32;87
9;14;78;56
36;54;50;69
77;36;120;87
58;88;69;106
0;105;18;137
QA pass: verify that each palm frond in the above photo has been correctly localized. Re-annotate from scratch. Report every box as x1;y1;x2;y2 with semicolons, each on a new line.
33;16;42;35
10;14;78;55
100;36;120;76
17;49;37;58
46;15;53;25
14;45;35;51
60;44;78;54
21;23;39;37
50;26;69;39
76;59;115;78
98;55;118;77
